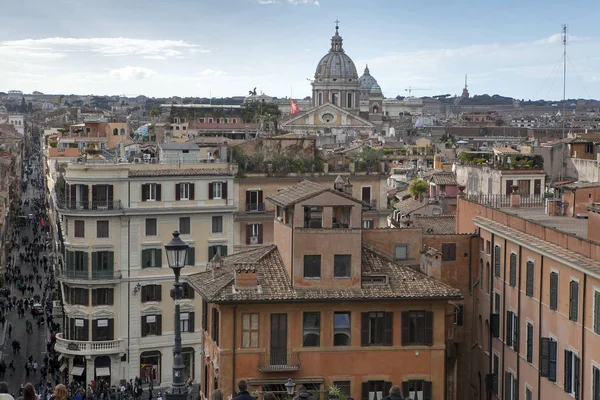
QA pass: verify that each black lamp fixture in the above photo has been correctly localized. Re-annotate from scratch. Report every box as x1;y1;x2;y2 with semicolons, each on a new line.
285;378;296;396
164;231;190;400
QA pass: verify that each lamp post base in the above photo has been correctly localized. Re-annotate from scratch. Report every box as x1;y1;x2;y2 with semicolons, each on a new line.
165;389;189;400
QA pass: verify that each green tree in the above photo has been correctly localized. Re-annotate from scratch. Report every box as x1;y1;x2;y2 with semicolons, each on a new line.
408;179;429;199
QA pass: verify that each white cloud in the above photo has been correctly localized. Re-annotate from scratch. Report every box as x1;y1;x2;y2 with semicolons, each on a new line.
109;66;156;80
0;37;206;59
198;69;226;77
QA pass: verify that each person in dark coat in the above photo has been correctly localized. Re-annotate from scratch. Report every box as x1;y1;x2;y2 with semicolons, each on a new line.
382;385;403;400
232;381;255;400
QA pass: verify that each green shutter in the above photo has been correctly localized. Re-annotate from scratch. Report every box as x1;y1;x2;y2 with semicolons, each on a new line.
91;252;97;271
208;246;215;261
595;292;600;334
220;245;228;256
186;247;195;266
550;272;559;310
156;248;162;268
108;251;114;272
141;249;148;268
526;261;534;296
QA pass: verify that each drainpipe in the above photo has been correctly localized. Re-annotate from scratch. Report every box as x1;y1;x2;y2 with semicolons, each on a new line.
537;255;545;398
580;274;587;399
516;246;522;396
232;305;237;395
468;234;478;393
486;233;495;400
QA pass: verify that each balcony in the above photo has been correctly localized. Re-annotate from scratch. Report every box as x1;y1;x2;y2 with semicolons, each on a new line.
55;333;124;356
56;200;123;211
245;202;265;213
362;199;377;210
58;269;122;282
257;352;300;372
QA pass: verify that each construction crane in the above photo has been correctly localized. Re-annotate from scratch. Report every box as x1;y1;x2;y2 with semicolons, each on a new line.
405;87;430;98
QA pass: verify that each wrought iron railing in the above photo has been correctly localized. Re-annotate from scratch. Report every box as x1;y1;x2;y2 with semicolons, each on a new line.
245;203;265;213
59;269;121;281
257;352;300;372
56;200;122;211
466;194;546;208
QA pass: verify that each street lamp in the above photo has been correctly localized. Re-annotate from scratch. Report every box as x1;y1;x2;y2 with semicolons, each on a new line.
285;379;296;397
164;231;190;400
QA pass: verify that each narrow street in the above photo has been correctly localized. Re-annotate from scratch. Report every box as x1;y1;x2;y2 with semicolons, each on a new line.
0;129;59;397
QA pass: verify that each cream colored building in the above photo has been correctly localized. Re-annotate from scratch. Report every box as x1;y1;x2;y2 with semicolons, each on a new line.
54;160;235;386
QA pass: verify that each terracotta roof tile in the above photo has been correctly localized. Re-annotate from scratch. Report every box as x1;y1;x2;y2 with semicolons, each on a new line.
266;180;369;208
431;172;457;186
414;215;456;234
186;245;462;303
128;168;231;178
394;197;428;214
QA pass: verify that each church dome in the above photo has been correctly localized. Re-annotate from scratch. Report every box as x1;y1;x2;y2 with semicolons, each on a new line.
314;27;358;82
359;65;378;91
370;84;382;94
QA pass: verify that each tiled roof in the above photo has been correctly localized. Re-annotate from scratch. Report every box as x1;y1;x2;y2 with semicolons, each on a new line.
186;245;462;303
128;168;231;177
493;147;519;154
266;180;368;207
414;215;456;234
569;137;600;144
561;181;600;190
394;196;428;214
431;172;457;186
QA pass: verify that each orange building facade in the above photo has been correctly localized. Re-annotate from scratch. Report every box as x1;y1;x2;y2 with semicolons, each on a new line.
188;180;462;400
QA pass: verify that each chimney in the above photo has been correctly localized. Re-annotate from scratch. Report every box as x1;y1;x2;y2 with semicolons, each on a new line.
344;178;353;195
334;175;345;192
234;264;258;289
210;252;223;279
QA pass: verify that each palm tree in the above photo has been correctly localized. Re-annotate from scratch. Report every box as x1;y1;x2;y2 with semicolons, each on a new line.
408;179;429;200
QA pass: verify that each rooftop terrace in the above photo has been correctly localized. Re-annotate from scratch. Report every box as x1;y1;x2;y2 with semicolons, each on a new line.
494;207;589;239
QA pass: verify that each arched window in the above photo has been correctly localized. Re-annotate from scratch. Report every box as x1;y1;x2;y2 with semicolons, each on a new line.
486;262;491;293
113;128;118;136
120;128;125;135
480;259;484;291
140;350;161;385
373;105;379;114
478;315;483;344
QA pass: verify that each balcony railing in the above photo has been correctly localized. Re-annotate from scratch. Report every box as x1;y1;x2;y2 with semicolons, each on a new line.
59;269;121;281
55;333;123;355
362;199;377;209
56;200;123;211
245;203;266;213
258;352;300;372
466;194;545;208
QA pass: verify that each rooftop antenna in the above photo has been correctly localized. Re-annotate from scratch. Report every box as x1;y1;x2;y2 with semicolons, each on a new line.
560;24;567;182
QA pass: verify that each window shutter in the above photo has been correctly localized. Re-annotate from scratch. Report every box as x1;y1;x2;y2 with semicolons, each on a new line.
142;184;148;201
491;313;500;338
513;315;519;352
246;224;252;245
570;281;579;321
509;254;517;287
91;290;97;306
69;184;76;203
84;289;89;306
108;251;114;271
202;300;208;331
141;317;147;337
82;185;89;206
175;184;181;201
550;272;558;310
156;285;162;302
189;312;195;333
361;383;369;400
504;372;511;400
156;314;162;335
574;355;580;400
141;249;148;268
83;319;89;341
540;337;549;377
92;184;97;202
208;183;214;199
401;312;410;345
549;339;558;382
186;247;195;266
594;367;600;400
107;185;113;204
494;246;501;277
156;184;162;201
108;319;114;340
526;262;534;296
222;181;228;199
156;249;162;268
423;381;432;400
456;305;464;326
245;191;250;204
506;311;513;347
187;283;195;299
92;320;98;341
383;382;392;398
425;311;434;346
565;350;573;393
506;180;513;195
220;245;228;256
384;312;393;346
401;382;409;399
258;224;263;244
360;312;369;346
258;190;263;203
527;323;533;363
512;377;517;400
208;246;215;261
189;183;195;200
595;292;600;333
108;288;114;305
141;286;148;302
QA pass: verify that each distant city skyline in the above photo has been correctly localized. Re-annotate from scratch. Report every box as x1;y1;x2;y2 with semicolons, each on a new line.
1;0;600;100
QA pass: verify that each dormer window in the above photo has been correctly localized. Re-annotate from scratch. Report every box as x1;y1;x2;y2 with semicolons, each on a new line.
332;206;351;228
304;207;323;228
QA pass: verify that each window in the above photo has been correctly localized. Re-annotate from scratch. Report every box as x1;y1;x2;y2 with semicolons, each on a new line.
333;312;351;346
564;350;581;396
401;310;433;346
441;243;456;261
486;262;491;293
569;280;579;322
509;253;517;287
550;271;559;311
595;291;600;334
401;380;432;400
504;371;516;400
540;337;557;381
70;288;89;306
334;255;351;278
141;183;161;201
454;305;464;326
303;206;323;228
141;249;162;268
332;206;351;228
303;255;321;278
93;319;114;341
96;220;109;238
113;128;118;136
346;93;353;108
494;245;501;277
242;313;259;348
526;322;534;363
526;261;534;297
586;143;594;154
207;246;225;261
211;308;220;345
332;92;338;106
361;312;392;346
181;282;195;299
176;183;193;200
246;223;263;245
479;259;483;291
302;312;320;347
364;381;386;400
212;216;223;233
92;288;114;306
70;318;88;341
145;218;157;236
494;292;501;314
74;220;85;238
361;186;372;203
362;220;373;229
141;315;162;337
480;238;484;252
525;387;533;400
209;182;227;200
492;353;499;394
179;217;191;235
245;190;264;212
518;179;530;195
486;240;491;254
180;312;195;333
506;311;518;351
333;381;350;399
202;300;208;332
318;92;323;106
394;244;408;261
592;366;600;400
141;284;162;302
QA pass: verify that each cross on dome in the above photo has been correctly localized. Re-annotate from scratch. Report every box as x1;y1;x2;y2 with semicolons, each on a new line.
335;18;340;33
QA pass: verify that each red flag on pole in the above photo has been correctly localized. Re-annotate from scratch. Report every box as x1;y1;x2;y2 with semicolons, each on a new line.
290;100;299;115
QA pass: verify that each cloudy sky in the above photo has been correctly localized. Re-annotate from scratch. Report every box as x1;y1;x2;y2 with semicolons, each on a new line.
1;0;599;100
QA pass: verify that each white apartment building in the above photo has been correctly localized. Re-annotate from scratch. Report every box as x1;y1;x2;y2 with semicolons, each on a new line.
54;161;235;387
